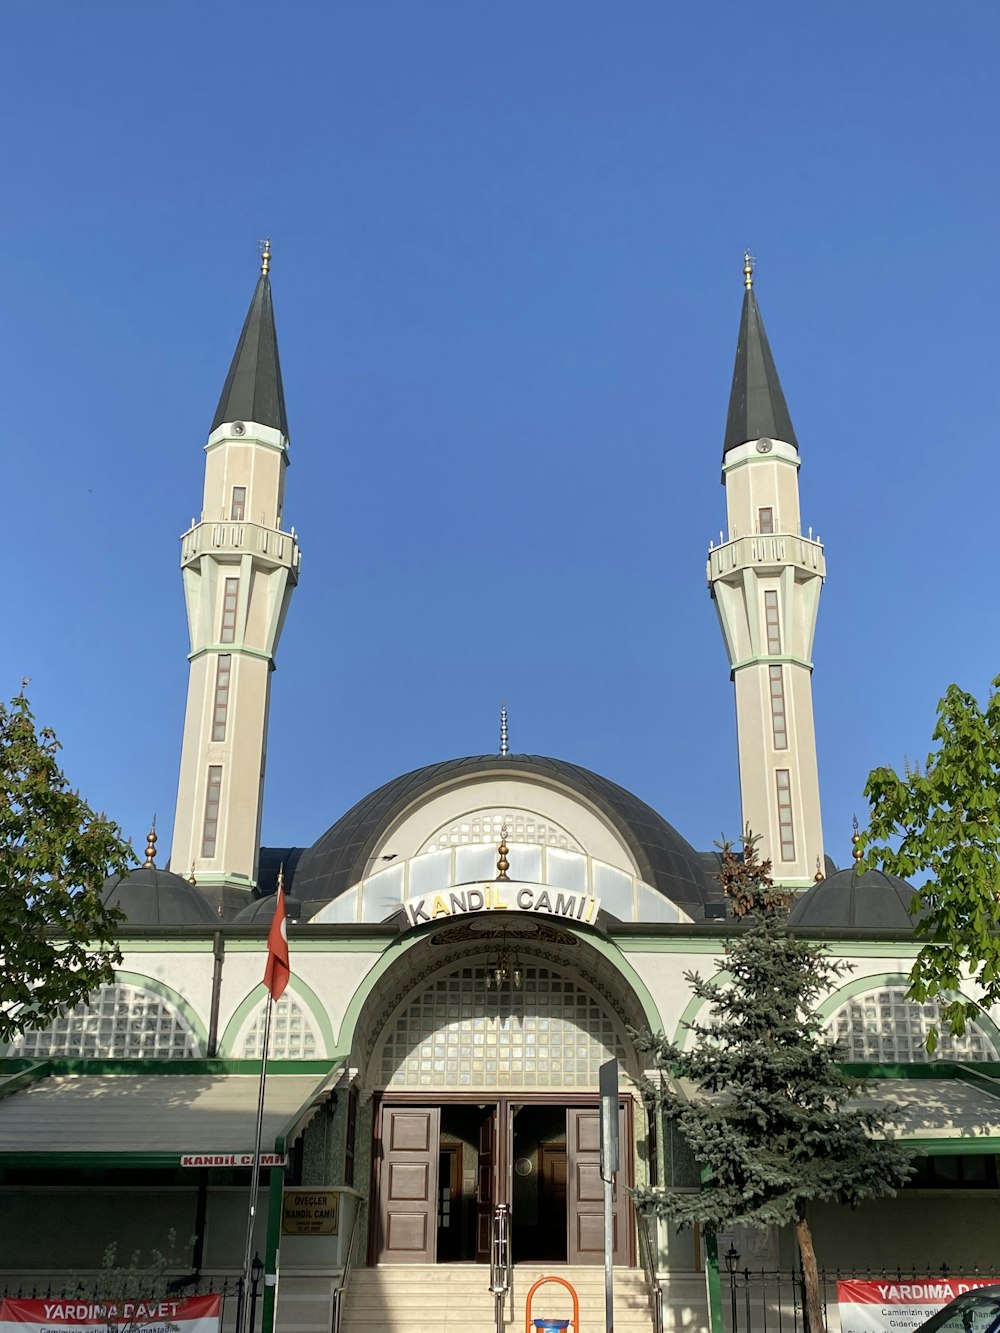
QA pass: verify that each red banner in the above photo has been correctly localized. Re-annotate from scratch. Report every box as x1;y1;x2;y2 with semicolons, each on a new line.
0;1294;221;1333
837;1279;999;1333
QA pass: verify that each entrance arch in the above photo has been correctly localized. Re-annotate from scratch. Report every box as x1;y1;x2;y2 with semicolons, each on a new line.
354;919;646;1268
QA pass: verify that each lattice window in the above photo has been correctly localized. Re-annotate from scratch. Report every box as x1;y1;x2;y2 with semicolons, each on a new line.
380;964;625;1089
827;986;997;1062
11;982;199;1059
423;811;581;853
242;994;318;1059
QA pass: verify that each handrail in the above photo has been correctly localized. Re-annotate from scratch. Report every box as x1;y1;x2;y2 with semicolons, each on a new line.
490;1203;512;1333
331;1198;364;1333
636;1207;664;1333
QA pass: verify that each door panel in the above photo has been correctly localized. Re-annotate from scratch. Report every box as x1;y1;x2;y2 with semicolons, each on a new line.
379;1107;440;1263
567;1107;628;1264
475;1108;496;1261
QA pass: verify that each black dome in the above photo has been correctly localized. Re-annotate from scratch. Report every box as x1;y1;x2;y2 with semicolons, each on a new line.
288;754;715;915
102;866;220;926
787;867;918;930
233;894;303;924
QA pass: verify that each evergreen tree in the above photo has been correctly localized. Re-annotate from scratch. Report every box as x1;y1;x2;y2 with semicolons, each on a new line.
632;836;912;1333
0;687;132;1042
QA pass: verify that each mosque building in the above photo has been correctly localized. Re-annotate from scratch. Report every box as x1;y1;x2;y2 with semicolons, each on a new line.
2;248;999;1333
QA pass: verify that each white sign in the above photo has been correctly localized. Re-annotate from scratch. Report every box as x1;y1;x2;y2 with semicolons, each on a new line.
403;882;601;929
180;1152;287;1167
838;1279;1000;1333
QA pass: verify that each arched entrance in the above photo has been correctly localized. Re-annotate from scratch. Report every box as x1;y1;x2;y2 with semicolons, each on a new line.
354;918;648;1268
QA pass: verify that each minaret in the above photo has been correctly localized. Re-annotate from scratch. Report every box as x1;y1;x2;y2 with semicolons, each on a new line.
707;254;825;889
170;243;301;906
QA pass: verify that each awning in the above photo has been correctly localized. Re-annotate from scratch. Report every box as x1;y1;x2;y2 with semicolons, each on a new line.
849;1075;1000;1150
0;1059;344;1167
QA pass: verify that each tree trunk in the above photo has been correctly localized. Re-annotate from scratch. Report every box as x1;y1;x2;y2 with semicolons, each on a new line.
794;1203;825;1333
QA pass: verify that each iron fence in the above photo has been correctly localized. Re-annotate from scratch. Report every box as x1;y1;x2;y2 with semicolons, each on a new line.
723;1263;1000;1333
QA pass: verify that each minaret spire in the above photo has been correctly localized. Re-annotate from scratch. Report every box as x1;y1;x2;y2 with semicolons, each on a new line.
723;252;798;462
211;243;288;438
171;249;301;908
707;256;825;890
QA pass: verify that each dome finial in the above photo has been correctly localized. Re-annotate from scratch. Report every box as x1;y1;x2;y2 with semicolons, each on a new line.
500;700;509;756
814;855;825;883
852;814;863;866
260;237;271;276
144;817;157;869
743;250;754;290
496;825;510;882
188;864;197;886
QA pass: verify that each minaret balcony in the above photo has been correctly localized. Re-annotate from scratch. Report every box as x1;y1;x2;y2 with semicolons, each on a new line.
707;532;824;585
181;519;301;574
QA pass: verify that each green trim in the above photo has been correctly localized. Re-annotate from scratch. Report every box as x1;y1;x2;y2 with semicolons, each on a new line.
263;1163;285;1333
0;969;211;1058
218;979;336;1058
188;644;275;664
0;1059;52;1101
704;1227;724;1333
0;1055;336;1077
817;973;1000;1055
115;969;211;1054
731;654;814;672
674;970;729;1050
331;923;662;1063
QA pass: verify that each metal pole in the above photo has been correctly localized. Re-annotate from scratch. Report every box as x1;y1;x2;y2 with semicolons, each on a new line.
238;994;274;1333
604;1172;615;1333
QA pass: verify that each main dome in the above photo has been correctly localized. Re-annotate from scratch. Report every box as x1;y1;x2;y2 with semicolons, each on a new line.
286;754;716;918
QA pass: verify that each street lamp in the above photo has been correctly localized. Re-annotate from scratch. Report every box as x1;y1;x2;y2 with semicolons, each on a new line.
724;1246;740;1331
249;1253;264;1333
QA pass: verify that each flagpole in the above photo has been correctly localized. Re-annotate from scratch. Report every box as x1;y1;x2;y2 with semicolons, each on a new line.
238;991;273;1333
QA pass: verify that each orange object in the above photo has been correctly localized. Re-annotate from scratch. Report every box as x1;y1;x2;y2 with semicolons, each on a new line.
524;1275;580;1333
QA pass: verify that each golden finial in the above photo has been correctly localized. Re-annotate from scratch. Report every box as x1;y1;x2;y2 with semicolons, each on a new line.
852;814;863;864
496;825;510;882
261;238;271;276
500;700;509;757
188;865;197;886
143;818;157;869
814;855;825;883
743;250;754;290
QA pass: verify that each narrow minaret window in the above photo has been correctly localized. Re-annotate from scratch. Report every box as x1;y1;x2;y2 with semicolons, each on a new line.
775;770;795;861
201;766;223;857
212;655;232;741
707;254;825;888
171;244;300;904
219;578;239;643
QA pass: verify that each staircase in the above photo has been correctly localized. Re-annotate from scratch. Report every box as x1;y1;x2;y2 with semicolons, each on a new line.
339;1264;658;1333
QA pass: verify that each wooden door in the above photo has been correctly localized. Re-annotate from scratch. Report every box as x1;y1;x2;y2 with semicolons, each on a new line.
475;1108;496;1261
567;1106;628;1265
378;1106;440;1263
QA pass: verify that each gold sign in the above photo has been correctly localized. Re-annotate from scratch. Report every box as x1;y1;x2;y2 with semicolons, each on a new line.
282;1189;339;1235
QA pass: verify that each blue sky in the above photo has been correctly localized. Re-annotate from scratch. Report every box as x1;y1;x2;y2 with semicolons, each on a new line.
3;1;999;873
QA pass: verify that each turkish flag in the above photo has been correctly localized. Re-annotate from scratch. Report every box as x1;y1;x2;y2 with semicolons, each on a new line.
263;884;290;1001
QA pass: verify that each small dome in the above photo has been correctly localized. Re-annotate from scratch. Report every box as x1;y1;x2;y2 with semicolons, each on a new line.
233;893;303;924
787;867;918;930
102;866;220;926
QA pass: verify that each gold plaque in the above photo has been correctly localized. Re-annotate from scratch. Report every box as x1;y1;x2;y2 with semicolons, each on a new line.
282;1189;339;1236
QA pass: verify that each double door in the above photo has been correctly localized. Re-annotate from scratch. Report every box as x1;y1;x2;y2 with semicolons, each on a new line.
374;1098;631;1265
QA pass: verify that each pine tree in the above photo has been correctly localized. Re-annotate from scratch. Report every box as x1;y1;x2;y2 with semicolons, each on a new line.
632;835;912;1333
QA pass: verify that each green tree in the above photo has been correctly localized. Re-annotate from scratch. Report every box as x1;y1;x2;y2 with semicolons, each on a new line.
862;677;1000;1050
0;687;132;1043
632;836;911;1333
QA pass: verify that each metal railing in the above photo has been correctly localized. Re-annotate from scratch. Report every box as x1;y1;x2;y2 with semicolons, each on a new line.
722;1262;1000;1333
489;1204;512;1333
331;1200;365;1333
635;1209;664;1333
